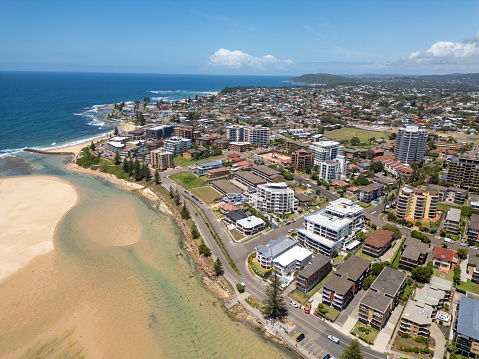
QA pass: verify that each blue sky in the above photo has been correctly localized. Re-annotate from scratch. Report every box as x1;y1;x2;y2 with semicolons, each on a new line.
1;0;479;75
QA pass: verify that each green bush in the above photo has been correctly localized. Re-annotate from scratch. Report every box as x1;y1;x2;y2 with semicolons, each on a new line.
236;283;245;293
413;347;419;353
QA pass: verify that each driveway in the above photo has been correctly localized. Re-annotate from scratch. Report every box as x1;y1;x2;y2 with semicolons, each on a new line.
335;289;366;327
430;322;446;359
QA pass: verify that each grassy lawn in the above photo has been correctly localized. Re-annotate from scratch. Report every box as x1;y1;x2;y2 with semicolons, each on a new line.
393;335;430;359
245;295;265;312
173;154;226;168
289;270;334;304
391;237;406;269
252;261;270;274
356;248;377;261
191;186;223;205
326;128;392;143
99;164;130;179
317;303;340;321
230;228;245;241
457;279;479;295
170;171;206;190
357;201;374;210
351;321;379;344
433;269;455;281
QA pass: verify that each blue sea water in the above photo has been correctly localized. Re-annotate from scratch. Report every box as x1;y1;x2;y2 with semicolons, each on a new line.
0;71;294;157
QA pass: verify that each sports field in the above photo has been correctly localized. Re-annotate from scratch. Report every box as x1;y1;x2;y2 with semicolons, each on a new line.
170;171;205;190
325;128;392;142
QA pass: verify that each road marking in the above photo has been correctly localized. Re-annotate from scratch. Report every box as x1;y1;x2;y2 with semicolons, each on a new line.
371;211;376;214
316;349;324;358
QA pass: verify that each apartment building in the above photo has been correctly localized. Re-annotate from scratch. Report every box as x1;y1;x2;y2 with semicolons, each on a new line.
362;230;394;258
244;125;271;146
164;136;192;155
273;246;313;278
195;159;223;176
444;208;461;235
455;296;479;358
145;125;174;139
399;238;429;271
394;125;428;164
173;126;194;140
467;255;479;284
466;214;479;243
359;267;407;329
256;236;297;269
229;142;250;152
310;141;344;163
375;156;413;179
356;183;384;203
297;198;364;257
400;300;434;338
150;148;174;171
322;255;370;311
291;151;313;171
249;182;299;213
251;165;284;182
234;171;267;188
447;156;479;188
296;254;331;293
225;125;245;142
236;216;265;236
396;185;439;221
435;185;467;205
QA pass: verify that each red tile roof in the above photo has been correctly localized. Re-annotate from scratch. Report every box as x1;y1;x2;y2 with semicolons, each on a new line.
220;203;239;212
433;247;459;263
333;180;348;187
364;230;394;249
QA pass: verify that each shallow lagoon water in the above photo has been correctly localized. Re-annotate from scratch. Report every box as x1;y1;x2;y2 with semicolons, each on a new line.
0;154;294;358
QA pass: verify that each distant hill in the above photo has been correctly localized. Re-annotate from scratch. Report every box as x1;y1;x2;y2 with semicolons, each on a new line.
289;72;479;90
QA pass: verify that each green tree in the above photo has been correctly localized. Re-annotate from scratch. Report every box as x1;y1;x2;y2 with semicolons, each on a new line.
123;157;129;173
114;151;121;165
169;185;174;198
128;158;134;176
341;339;363;359
350;137;360;146
198;242;211;257
264;273;287;319
214;258;223;277
154;169;160;185
175;189;181;205
142;163;151;181
114;126;119;136
457;248;468;260
190;223;200;239
412;265;433;283
454;265;461;285
90;141;95;151
134;159;142;181
181;203;190;219
389;133;396;140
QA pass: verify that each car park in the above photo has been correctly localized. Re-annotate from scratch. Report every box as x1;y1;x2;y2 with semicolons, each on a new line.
289;301;299;308
296;333;305;342
328;335;340;344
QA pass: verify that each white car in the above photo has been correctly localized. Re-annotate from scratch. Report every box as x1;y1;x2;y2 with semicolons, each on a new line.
288;229;294;233
289;301;299;308
471;246;478;250
328;335;340;344
397;225;402;229
437;314;449;322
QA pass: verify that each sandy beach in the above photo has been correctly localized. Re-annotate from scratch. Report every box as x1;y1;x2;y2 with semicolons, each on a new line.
0;176;77;282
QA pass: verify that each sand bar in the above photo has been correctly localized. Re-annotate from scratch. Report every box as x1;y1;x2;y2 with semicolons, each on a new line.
0;176;77;282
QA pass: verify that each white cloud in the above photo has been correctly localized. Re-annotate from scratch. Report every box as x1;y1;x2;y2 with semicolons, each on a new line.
208;49;293;69
405;30;479;65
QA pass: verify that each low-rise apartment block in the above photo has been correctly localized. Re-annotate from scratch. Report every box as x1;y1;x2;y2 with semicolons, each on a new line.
356;183;384;203
455;296;479;357
273;246;312;278
164;136;192;155
255;236;297;269
444;208;461;235
399;238;429;271
229;142;250;152
466;214;479;243
195;159;223;176
234;171;267;188
291;151;313;171
236;216;265;236
251;165;284;182
296;254;331;293
362;230;394;258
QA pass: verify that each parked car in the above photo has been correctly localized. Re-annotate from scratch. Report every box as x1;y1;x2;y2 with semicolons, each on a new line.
461;243;468;247
322;355;331;359
286;222;291;225
289;301;299;308
328;335;340;344
397;225;402;229
437;314;449;322
288;229;294;233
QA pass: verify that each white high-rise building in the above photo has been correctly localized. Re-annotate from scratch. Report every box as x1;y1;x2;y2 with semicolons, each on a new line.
164;136;191;155
394;125;428;164
244;125;271;146
226;125;245;142
310;141;344;164
249;182;299;213
297;198;364;257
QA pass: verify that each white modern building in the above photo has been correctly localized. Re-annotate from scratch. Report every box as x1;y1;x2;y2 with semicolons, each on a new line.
256;236;297;269
394;125;428;164
297;198;364;257
244;125;271;146
226;124;245;142
249;182;299;213
273;246;313;277
195;159;223;176
310;140;344;164
164;136;192;155
236;216;265;236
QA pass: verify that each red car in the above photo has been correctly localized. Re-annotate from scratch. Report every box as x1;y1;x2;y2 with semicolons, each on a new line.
286;222;291;225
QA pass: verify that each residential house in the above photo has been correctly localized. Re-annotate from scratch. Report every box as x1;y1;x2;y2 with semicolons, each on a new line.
433;247;459;271
362;230;394;258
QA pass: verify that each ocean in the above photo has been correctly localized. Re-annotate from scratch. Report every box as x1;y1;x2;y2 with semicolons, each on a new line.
0;71;294;157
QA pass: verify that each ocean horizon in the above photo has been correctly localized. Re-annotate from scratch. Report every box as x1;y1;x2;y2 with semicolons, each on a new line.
0;71;296;157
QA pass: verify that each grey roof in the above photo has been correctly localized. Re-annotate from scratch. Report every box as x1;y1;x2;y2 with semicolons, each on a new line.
446;208;461;222
429;276;453;292
360;289;393;313
371;267;407;297
225;210;247;223
256;236;296;261
402;300;433;325
235;171;267;185
335;255;371;282
298;254;331;279
358;182;384;193
211;180;242;195
252;165;281;176
468;254;479;267
401;238;429;261
470;214;479;231
323;275;354;294
457;296;479;341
